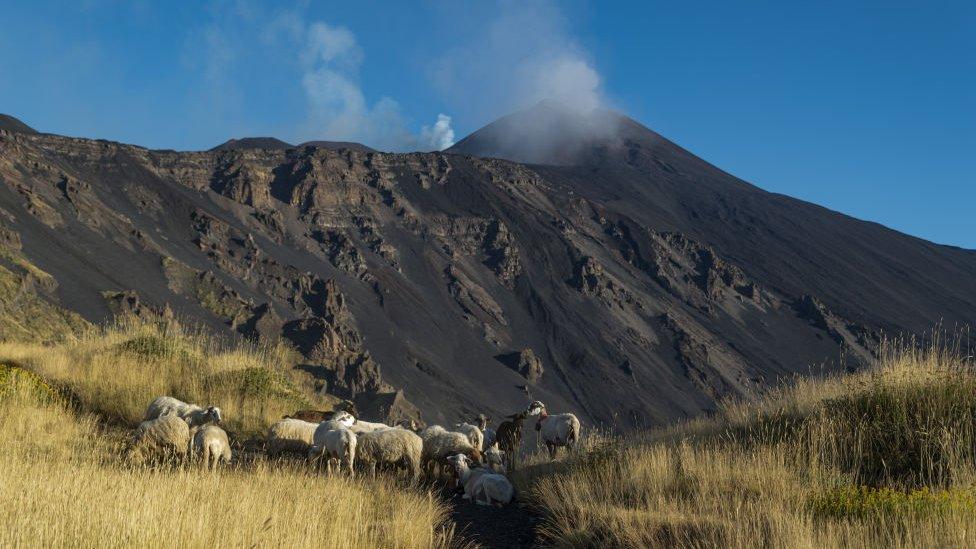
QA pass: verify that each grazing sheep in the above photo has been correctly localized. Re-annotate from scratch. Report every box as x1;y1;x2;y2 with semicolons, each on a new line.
192;425;232;470
349;418;392;435
454;422;485;452
475;414;496;450
144;396;222;428
484;444;506;474
448;454;514;506
266;418;318;457
356;427;423;481
309;413;357;477
495;411;528;471
419;425;482;479
527;401;581;460
124;414;191;466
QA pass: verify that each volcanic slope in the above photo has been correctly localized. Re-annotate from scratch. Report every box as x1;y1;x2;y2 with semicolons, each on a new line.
1;107;973;427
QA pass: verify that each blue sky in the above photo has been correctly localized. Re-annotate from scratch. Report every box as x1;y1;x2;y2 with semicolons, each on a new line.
1;1;973;248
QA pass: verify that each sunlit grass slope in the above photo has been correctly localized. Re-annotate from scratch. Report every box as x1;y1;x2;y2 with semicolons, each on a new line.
523;335;976;547
0;318;453;549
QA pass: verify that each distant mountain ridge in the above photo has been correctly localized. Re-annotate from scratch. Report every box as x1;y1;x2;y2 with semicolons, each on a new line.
0;114;38;134
0;104;972;428
210;137;375;153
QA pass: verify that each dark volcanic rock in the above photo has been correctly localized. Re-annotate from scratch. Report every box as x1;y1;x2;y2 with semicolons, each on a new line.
497;348;544;383
0;104;973;428
209;137;293;151
298;140;376;153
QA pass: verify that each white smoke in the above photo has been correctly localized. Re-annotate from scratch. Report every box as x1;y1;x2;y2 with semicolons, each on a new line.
298;21;454;151
432;0;608;124
419;114;456;151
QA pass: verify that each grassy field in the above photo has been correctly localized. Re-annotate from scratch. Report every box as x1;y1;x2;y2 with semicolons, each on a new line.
4;314;975;548
0;318;453;549
519;334;976;547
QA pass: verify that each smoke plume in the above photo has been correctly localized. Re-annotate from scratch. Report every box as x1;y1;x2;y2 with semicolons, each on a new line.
299;21;454;152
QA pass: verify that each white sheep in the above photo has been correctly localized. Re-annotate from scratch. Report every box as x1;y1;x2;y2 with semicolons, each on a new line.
454;422;485;452
484;443;506;474
527;400;581;460
144;395;222;428
349;418;392;435
419;425;483;479
266;418;318;457
192;424;232;470
356;427;423;481
309;412;357;476
124;414;191;466
447;454;514;506
475;413;497;450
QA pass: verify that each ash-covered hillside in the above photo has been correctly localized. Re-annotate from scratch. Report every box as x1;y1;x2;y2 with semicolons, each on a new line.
1;104;973;427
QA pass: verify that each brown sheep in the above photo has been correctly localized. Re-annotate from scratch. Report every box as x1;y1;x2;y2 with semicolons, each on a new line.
285;410;337;423
495;410;528;471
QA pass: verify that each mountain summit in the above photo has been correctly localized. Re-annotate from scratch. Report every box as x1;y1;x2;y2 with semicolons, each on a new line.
448;101;630;165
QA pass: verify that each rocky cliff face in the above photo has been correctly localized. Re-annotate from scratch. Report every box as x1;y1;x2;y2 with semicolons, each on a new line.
1;107;973;428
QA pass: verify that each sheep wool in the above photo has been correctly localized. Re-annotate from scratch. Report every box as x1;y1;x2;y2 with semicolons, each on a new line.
125;414;191;465
192;425;232;470
310;424;357;476
357;428;422;480
448;454;514;506
528;401;581;460
144;395;221;428
454;423;485;452
267;418;318;457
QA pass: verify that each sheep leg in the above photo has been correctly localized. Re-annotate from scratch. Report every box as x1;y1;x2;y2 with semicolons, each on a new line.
547;443;556;461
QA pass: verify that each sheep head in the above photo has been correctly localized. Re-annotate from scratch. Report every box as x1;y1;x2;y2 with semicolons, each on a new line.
207;406;222;424
527;401;546;416
447;453;471;472
331;411;356;428
485;446;506;473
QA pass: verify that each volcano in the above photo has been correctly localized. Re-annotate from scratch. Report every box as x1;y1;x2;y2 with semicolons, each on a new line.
0;106;972;427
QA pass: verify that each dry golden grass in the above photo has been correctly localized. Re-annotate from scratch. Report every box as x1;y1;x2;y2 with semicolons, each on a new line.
0;357;453;549
0;315;339;438
523;335;976;548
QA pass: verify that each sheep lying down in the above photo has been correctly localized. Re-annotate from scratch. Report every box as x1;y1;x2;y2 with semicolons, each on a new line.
448;453;514;506
144;395;222;428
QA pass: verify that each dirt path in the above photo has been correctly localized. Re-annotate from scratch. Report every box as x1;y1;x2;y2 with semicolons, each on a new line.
447;490;540;548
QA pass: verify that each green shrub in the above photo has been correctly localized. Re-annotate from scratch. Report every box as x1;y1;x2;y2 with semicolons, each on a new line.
0;362;59;404
116;335;192;362
811;485;976;519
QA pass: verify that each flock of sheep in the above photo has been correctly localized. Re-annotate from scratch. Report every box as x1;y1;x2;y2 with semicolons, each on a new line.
123;396;581;507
